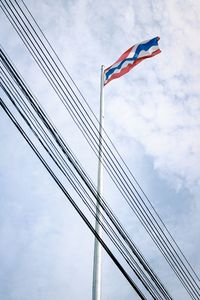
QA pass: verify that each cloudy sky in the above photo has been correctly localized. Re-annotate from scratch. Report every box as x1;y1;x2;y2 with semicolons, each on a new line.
0;0;199;299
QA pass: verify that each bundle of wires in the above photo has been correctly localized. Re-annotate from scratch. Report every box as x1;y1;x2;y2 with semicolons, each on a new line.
0;1;199;299
1;47;173;300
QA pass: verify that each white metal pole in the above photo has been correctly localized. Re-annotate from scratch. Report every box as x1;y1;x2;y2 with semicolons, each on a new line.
92;65;105;300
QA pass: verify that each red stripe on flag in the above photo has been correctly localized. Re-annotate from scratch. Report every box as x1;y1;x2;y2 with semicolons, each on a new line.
104;45;133;73
104;49;161;85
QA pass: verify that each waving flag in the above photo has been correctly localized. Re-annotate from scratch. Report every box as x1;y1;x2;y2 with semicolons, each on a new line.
104;36;161;85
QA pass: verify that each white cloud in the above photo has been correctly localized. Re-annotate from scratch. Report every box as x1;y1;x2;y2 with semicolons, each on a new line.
0;0;199;299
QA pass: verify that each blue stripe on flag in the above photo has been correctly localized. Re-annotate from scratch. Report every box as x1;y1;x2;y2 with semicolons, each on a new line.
105;37;158;81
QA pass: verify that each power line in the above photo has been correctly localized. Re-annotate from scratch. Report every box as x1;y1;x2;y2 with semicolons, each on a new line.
1;1;199;298
0;97;148;300
1;48;173;300
0;1;199;298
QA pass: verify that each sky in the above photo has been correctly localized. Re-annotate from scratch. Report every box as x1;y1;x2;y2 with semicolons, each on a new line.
0;0;200;299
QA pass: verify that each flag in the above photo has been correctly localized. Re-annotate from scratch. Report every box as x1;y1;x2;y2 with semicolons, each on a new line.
104;36;161;85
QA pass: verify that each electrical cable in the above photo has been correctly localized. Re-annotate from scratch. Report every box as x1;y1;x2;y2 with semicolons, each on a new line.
1;55;173;300
0;1;199;298
0;0;198;298
0;96;148;300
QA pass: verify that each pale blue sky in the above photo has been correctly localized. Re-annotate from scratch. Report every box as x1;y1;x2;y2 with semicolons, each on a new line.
0;0;199;299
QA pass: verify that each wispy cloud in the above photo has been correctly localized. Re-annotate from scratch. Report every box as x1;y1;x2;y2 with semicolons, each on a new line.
0;0;199;299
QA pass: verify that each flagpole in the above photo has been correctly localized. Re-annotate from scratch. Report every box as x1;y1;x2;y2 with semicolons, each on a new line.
92;65;105;300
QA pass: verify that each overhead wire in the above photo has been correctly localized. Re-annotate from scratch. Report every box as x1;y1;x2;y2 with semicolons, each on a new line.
18;0;200;288
1;1;198;298
0;48;177;300
0;96;149;300
1;59;172;300
1;46;174;299
1;73;154;300
18;3;200;284
0;1;199;298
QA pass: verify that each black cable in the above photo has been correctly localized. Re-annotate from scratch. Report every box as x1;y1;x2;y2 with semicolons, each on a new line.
0;54;177;300
19;4;200;284
0;1;198;298
1;62;172;300
0;96;148;300
0;4;198;298
0;8;195;300
1;79;154;299
0;68;171;299
0;45;178;299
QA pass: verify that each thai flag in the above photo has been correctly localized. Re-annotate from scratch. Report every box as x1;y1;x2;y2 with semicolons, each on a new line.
104;37;161;85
